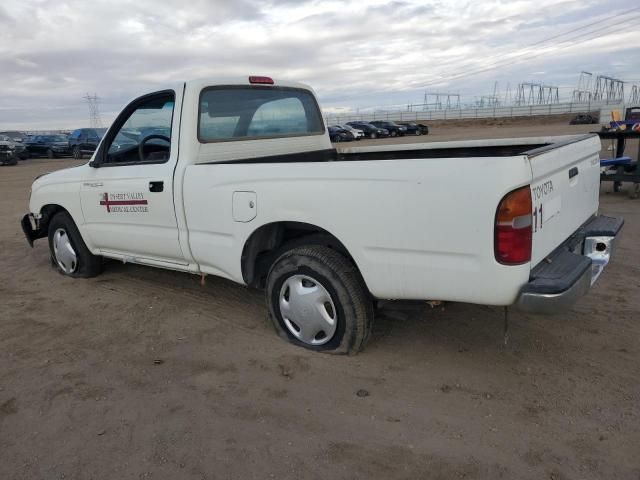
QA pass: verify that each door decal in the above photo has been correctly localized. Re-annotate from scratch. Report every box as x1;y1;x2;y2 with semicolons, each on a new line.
100;192;149;213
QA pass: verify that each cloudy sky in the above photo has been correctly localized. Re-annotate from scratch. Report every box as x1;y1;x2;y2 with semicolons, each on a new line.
1;0;639;130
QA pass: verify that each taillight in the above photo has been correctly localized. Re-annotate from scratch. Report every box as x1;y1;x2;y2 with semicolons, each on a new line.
249;76;274;85
494;186;532;265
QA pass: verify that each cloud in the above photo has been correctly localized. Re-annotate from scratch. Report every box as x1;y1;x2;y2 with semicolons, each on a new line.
0;0;638;129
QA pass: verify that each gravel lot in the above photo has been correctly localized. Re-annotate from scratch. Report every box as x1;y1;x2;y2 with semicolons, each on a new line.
1;122;639;479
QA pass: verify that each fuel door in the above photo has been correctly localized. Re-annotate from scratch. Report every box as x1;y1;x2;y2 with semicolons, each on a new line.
232;191;257;222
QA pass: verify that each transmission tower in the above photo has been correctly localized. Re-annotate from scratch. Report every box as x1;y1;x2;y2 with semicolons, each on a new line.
628;85;639;105
516;82;559;105
504;83;512;106
541;85;559;104
83;93;103;128
479;81;501;107
422;92;461;110
572;71;593;102
592;75;624;102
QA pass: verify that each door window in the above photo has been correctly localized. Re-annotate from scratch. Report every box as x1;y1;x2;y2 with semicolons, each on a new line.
104;93;174;165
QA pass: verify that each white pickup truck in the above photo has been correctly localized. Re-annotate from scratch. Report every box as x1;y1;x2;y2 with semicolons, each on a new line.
22;76;623;354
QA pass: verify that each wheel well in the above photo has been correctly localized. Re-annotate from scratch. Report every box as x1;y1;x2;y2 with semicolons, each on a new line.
241;222;355;288
38;204;69;233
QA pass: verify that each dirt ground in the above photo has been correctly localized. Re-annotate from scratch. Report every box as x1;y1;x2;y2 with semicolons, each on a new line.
1;122;639;480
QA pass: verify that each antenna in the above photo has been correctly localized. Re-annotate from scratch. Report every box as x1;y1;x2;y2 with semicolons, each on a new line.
83;93;103;128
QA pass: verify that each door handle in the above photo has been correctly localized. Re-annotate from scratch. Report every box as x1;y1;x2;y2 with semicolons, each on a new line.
83;182;103;187
568;167;579;179
149;181;164;193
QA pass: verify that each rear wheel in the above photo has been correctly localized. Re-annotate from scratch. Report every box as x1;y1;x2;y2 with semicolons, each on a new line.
331;135;341;143
370;132;377;139
73;146;83;159
266;246;373;355
48;212;103;278
46;148;55;159
390;130;397;137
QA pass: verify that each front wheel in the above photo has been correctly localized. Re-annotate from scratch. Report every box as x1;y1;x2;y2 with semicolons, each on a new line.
73;146;83;159
46;148;55;159
390;130;397;137
266;246;373;355
370;132;377;139
48;212;103;278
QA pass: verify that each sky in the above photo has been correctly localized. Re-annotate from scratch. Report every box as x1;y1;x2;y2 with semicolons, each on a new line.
0;0;639;130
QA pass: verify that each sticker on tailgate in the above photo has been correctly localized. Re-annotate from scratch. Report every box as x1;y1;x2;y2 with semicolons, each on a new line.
531;180;560;232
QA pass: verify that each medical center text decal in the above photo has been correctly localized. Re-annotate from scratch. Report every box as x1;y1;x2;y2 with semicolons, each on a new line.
100;192;148;213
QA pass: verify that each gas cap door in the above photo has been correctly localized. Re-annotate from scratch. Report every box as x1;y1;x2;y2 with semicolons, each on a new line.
232;191;257;222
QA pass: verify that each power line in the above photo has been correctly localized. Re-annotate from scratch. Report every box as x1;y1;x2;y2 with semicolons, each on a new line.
419;8;640;88
420;14;640;88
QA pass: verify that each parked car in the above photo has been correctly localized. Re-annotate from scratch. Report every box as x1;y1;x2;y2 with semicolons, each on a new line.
24;134;70;158
334;124;364;140
569;114;597;125
368;120;407;137
346;121;389;139
398;122;429;135
0;131;27;143
0;135;22;165
68;128;108;159
0;134;28;161
328;126;354;142
22;76;622;355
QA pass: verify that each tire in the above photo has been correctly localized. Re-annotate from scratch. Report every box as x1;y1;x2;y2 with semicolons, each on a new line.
390;130;397;137
18;151;29;160
47;212;103;278
46;148;55;159
332;135;341;143
7;156;18;166
266;246;373;355
73;146;83;159
370;132;377;139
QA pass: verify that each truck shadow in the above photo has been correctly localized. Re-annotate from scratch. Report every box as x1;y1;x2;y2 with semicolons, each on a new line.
99;260;567;358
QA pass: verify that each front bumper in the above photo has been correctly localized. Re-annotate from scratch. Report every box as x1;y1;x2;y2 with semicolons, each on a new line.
515;215;623;314
21;213;47;247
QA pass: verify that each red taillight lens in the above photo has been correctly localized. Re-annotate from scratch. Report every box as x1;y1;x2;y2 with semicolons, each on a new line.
249;76;274;85
494;186;532;265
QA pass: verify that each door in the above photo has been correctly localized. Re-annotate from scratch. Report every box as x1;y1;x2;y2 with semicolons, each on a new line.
79;88;185;263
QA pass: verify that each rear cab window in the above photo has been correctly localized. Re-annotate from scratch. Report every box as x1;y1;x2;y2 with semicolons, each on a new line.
198;86;324;143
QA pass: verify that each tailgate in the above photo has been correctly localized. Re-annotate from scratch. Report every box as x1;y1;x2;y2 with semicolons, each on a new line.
527;135;601;266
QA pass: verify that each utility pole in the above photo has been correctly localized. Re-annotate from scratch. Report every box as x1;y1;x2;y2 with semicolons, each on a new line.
83;93;103;128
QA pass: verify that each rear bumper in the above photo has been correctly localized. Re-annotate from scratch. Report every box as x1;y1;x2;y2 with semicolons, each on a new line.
515;215;623;314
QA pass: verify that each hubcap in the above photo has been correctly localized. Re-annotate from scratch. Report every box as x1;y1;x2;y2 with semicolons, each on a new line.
279;274;337;346
53;228;77;274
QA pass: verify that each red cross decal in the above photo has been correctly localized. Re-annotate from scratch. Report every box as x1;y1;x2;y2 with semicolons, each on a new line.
100;192;148;213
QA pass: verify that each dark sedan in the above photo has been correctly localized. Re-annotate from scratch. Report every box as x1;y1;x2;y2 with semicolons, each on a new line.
368;121;407;137
345;122;389;139
25;134;71;158
397;122;429;135
569;114;597;125
328;126;355;143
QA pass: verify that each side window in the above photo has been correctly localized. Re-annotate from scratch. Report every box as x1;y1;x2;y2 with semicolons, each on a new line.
104;93;174;164
198;87;324;142
70;130;81;139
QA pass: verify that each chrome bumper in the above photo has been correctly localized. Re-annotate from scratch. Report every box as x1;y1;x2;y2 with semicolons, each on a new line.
515;215;623;314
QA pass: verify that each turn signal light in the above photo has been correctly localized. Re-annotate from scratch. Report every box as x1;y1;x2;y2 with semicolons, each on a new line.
495;186;532;265
249;76;274;85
